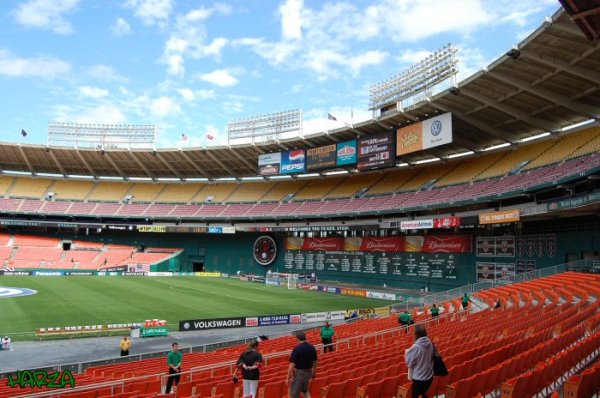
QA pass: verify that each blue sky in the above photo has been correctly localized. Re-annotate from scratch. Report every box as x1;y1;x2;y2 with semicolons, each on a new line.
0;0;559;148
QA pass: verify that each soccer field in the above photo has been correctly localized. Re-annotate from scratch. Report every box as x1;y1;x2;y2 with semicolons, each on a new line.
0;276;389;338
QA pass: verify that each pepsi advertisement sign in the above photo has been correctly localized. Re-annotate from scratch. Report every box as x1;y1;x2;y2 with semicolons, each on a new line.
336;140;357;166
280;149;306;174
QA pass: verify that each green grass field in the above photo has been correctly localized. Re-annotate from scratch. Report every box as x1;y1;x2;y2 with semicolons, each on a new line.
0;276;388;339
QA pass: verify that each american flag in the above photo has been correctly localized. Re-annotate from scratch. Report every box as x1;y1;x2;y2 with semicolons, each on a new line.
1;266;14;272
327;113;337;121
181;133;188;141
206;134;214;140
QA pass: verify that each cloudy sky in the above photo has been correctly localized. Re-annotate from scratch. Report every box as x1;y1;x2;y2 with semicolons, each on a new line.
0;0;559;148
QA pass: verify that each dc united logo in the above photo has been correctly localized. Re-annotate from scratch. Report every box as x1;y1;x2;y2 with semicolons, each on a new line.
431;120;442;136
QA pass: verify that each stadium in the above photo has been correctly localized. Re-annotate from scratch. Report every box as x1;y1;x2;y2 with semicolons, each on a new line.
1;1;600;398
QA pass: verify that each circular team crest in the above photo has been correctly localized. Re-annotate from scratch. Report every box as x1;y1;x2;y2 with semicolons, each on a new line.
253;236;277;266
431;120;442;136
0;287;37;299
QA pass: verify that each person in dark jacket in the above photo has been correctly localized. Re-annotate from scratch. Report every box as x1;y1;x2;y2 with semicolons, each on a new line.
405;324;434;398
235;340;263;398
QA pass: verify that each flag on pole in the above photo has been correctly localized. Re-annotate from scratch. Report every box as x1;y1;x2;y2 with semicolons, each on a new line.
206;134;214;140
327;113;337;121
181;133;188;141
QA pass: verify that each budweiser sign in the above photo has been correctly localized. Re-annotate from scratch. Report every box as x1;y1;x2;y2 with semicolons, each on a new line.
360;237;405;252
422;235;472;253
301;237;344;251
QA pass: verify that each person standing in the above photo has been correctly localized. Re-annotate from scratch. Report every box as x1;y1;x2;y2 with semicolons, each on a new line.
120;336;131;356
235;340;263;398
320;322;335;353
431;304;439;319
287;331;317;398
399;310;412;334
405;324;434;398
462;293;472;310
165;342;182;394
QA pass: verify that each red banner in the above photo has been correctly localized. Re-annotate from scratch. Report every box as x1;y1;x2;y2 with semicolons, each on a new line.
285;237;344;251
286;235;472;253
358;237;405;252
422;235;472;253
433;216;461;228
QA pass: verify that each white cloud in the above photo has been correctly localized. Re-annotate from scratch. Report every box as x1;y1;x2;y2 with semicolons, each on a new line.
199;69;239;87
76;104;126;124
280;0;303;39
52;103;126;125
398;49;432;65
237;0;534;80
348;50;388;75
14;0;79;34
455;45;487;81
151;96;181;117
160;6;231;76
88;65;129;83
111;17;131;36
0;49;70;79
177;88;215;102
79;86;109;98
124;0;173;27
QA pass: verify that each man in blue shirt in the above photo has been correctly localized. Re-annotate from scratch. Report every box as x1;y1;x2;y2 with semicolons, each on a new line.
287;331;317;398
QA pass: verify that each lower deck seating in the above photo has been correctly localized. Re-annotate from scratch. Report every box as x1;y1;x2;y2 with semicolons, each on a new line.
4;272;597;398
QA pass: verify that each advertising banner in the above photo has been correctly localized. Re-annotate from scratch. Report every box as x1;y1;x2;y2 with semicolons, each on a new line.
396;112;452;155
421;235;472;253
341;288;367;297
433;216;461;228
479;209;520;225
286;237;345;251
280;149;306;174
345;308;375;319
245;315;291;327
179;317;245;331
33;271;64;276
0;270;31;276
422;112;453;150
287;235;472;253
357;132;395;171
258;152;281;176
516;236;525;257
535;235;545;257
526;235;535;257
353;237;405;252
195;272;222;277
140;326;168;337
396;122;423;156
400;220;434;230
137;226;167;233
307;144;336;171
301;312;327;323
366;291;397;301
336;140;357;166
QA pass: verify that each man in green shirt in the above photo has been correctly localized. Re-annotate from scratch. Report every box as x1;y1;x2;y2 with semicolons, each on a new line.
165;342;182;394
320;321;335;353
431;303;440;318
462;293;472;310
398;311;412;334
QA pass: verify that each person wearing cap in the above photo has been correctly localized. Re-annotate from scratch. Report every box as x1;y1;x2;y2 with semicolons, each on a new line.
287;331;318;398
234;340;263;398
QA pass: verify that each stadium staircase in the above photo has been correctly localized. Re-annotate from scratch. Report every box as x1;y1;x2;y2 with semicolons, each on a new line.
4;272;599;398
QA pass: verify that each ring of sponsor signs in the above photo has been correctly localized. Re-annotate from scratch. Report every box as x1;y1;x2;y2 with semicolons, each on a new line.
0;287;37;299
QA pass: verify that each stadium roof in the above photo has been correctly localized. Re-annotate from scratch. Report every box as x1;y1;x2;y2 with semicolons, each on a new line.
0;9;598;180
